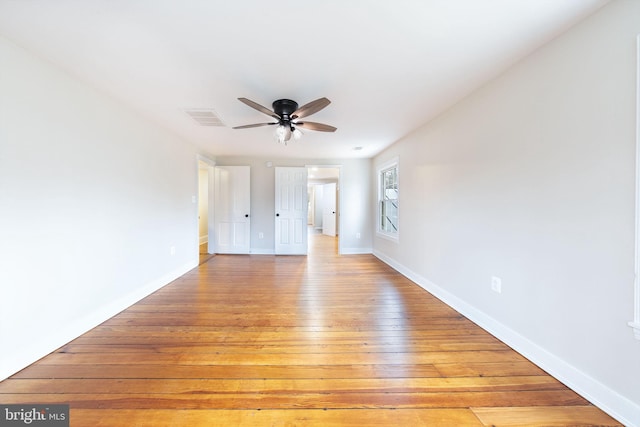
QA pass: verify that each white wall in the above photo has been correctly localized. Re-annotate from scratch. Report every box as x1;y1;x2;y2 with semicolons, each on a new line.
214;157;372;254
0;36;200;380
373;1;640;425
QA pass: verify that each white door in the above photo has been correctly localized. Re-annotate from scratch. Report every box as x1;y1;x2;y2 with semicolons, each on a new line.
275;167;308;255
322;182;337;237
214;166;250;254
313;185;324;230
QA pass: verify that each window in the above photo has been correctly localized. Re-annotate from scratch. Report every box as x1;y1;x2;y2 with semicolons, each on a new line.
377;158;398;240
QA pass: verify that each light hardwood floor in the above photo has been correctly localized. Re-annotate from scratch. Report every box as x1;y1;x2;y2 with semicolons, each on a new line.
0;233;622;426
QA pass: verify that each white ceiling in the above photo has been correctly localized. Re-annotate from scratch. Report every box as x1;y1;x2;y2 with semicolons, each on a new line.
0;0;610;160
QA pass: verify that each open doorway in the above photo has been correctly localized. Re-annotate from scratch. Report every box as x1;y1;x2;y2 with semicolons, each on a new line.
197;157;215;265
307;166;340;253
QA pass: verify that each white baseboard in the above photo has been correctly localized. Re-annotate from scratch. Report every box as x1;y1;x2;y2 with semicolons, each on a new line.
249;247;372;255
199;235;208;245
340;247;373;255
0;260;197;381
373;249;640;427
250;248;275;255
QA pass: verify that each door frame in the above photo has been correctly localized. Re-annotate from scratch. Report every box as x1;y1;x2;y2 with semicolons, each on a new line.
196;155;216;255
306;164;342;253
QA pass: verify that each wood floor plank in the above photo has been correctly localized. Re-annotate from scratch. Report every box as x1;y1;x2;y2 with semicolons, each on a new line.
71;408;484;427
0;376;565;394
434;361;548;378
471;406;623;426
78;328;490;341
0;390;589;409
11;363;444;380
101;316;477;328
0;232;620;426
59;338;509;354
37;350;527;366
66;333;501;346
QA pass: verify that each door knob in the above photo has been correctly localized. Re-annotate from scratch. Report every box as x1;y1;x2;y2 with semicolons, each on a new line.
276;213;280;217
245;214;249;217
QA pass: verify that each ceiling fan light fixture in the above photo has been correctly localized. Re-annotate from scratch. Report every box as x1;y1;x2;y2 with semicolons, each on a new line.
275;125;292;145
234;97;335;146
274;126;285;144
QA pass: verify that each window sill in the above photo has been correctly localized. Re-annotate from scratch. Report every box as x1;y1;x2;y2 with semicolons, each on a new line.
376;231;399;243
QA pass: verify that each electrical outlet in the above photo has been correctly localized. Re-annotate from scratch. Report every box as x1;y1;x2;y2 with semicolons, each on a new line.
170;246;176;256
491;276;502;294
259;232;264;239
356;232;361;239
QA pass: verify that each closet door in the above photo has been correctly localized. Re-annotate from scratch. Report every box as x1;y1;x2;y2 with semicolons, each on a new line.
214;166;250;254
322;182;337;237
275;167;307;255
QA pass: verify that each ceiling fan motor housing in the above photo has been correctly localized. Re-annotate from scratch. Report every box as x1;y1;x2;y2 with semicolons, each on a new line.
273;99;299;124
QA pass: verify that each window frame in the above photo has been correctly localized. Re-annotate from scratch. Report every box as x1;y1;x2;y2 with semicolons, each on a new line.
376;157;399;242
630;34;640;340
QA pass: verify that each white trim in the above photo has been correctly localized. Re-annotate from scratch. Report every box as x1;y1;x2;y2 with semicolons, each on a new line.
199;235;208;245
250;248;275;255
340;247;373;255
0;260;197;381
633;34;640;340
376;230;400;243
373;249;640;427
252;245;371;255
305;164;344;254
196;155;216;255
376;156;399;241
196;154;216;168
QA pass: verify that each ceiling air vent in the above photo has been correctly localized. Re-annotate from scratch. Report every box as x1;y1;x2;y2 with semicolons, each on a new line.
184;109;225;127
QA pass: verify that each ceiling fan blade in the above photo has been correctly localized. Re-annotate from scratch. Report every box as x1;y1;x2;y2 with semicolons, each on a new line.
238;98;279;119
291;97;330;119
295;121;337;132
232;122;277;129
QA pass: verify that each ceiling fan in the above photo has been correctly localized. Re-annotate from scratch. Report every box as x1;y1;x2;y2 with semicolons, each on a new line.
233;97;337;144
